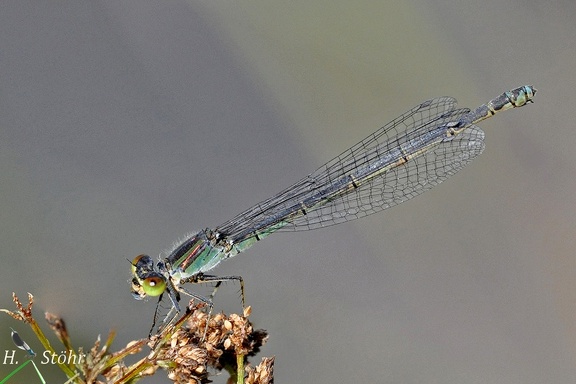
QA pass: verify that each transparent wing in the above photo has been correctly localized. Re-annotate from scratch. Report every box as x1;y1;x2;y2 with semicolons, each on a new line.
215;97;485;243
288;123;485;230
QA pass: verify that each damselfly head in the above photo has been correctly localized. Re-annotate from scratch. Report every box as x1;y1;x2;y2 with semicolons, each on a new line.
130;254;168;298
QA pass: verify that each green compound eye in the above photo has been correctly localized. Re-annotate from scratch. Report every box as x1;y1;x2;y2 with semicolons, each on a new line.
141;274;167;297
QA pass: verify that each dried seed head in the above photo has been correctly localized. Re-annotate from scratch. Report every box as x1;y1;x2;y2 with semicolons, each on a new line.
245;356;275;384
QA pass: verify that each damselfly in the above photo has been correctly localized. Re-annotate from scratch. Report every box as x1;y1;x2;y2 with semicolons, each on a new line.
131;85;536;328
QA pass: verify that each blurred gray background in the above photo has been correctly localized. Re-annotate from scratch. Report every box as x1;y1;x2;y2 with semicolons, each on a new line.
1;1;575;383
